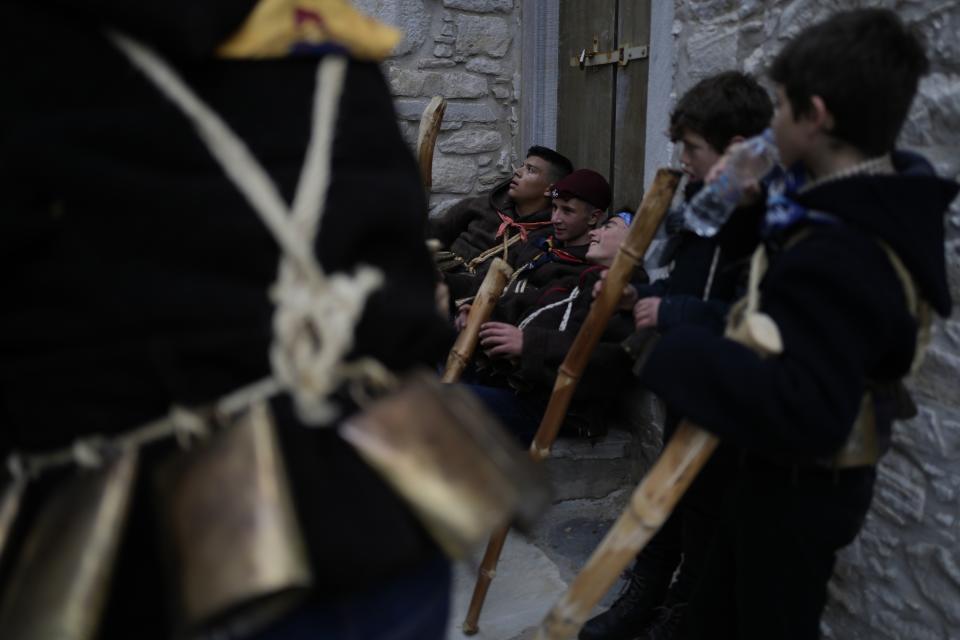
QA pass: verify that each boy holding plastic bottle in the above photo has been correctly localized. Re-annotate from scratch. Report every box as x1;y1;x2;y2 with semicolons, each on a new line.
633;9;956;639
581;71;772;640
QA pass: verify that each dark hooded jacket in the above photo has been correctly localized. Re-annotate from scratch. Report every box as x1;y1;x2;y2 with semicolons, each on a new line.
0;2;452;636
638;182;766;334
490;233;593;324
470;234;592;378
639;152;957;461
511;266;640;400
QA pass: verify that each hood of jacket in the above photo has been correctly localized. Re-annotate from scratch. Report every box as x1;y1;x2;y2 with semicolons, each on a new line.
796;151;958;316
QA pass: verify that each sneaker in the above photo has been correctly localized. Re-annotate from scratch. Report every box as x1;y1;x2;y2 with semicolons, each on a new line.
577;568;671;640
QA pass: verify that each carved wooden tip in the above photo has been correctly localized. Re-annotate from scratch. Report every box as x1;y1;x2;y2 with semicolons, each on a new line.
462;621;479;635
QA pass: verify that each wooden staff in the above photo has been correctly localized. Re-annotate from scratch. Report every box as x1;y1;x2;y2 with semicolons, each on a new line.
534;423;717;639
416;96;446;193
462;168;682;635
441;257;514;383
534;251;784;640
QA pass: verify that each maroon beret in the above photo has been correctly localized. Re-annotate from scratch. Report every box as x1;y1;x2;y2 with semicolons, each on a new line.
550;169;611;212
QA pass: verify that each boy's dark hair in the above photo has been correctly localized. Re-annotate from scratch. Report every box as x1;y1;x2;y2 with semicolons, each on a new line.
527;145;574;183
769;8;928;157
669;71;773;153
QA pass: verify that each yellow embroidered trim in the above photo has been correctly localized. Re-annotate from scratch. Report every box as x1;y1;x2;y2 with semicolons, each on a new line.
218;0;400;61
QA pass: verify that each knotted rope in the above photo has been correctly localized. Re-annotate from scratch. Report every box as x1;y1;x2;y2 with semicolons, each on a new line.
112;32;386;424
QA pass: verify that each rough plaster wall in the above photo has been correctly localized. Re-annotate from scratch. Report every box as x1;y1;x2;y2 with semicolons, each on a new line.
671;1;960;638
354;0;522;218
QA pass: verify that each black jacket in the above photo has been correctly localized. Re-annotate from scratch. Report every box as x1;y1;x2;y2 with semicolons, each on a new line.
0;2;452;633
639;152;957;461
640;183;765;334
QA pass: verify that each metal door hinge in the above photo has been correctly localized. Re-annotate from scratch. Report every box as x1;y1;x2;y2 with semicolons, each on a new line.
570;35;648;69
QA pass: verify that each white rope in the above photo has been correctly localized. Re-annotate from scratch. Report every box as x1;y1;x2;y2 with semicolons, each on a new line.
558;292;578;332
518;287;581;331
701;246;721;301
110;31;384;425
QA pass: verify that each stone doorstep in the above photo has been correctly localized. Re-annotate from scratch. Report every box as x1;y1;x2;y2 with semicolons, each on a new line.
446;488;635;640
548;428;634;460
445;425;649;639
543;429;643;503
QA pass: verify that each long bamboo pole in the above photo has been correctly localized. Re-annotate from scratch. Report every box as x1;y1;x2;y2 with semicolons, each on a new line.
534;248;785;639
462;168;682;634
534;422;717;639
442;257;514;383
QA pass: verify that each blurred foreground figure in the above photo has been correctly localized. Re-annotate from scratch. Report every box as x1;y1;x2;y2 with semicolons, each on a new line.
0;1;458;638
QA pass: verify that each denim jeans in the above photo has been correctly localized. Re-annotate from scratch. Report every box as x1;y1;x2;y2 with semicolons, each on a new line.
465;383;548;443
251;554;451;640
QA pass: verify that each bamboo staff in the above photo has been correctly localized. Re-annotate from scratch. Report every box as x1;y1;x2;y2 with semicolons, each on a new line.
534;247;784;640
442;257;514;383
462;168;682;634
534;423;717;639
416;96;446;193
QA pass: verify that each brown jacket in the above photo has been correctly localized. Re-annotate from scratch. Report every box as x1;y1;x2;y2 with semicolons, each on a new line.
427;179;552;290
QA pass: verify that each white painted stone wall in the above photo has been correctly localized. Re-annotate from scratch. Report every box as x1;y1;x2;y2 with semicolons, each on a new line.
354;0;522;217
670;2;960;638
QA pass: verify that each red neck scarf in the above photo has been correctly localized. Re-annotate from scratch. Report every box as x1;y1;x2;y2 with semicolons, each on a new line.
496;210;552;242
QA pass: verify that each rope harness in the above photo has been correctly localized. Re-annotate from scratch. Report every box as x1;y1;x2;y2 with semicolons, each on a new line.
7;32;390;480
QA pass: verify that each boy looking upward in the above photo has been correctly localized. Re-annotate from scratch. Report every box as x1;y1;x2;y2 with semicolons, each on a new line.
429;145;573;300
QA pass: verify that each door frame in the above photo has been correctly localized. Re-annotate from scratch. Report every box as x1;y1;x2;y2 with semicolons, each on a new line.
519;0;675;190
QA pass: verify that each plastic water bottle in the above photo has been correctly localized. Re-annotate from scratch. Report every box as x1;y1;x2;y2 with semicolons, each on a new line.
682;128;779;237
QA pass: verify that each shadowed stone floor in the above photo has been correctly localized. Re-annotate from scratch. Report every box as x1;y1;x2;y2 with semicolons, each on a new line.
445;436;637;640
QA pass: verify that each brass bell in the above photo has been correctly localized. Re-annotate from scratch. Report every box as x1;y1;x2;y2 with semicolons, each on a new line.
0;451;138;640
157;400;312;637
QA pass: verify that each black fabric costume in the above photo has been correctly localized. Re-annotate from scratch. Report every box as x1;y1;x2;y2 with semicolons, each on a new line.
639;152;957;639
0;3;452;637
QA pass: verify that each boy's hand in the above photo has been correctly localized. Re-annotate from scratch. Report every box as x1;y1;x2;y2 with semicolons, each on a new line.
592;270;639;310
454;304;471;331
633;297;661;330
479;322;523;357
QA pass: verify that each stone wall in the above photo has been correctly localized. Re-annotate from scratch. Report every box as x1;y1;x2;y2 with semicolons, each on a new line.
355;0;522;217
671;1;960;638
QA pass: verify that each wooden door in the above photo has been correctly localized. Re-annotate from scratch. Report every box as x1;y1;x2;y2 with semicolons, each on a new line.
557;0;651;211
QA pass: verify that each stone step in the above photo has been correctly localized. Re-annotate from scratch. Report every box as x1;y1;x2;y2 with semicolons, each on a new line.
446;488;635;640
543;429;639;502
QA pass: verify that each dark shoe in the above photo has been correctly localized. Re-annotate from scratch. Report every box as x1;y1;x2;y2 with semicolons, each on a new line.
637;602;687;640
577;570;670;640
